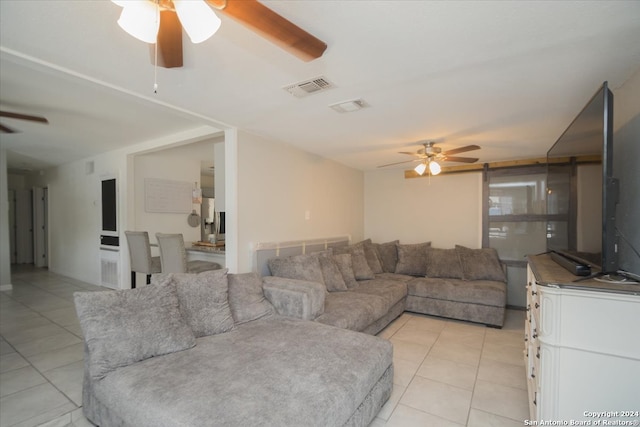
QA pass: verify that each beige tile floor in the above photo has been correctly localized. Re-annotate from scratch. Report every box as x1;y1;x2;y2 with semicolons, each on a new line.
1;265;528;427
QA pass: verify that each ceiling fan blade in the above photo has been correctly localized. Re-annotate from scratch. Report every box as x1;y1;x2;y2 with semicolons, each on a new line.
152;10;183;68
377;159;422;168
398;151;424;158
442;144;480;156
442;156;479;163
210;0;327;62
0;111;48;124
0;123;16;133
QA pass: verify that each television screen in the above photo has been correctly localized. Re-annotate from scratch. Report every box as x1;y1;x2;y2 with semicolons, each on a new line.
546;82;617;273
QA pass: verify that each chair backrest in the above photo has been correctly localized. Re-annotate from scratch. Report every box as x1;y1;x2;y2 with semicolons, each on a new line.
155;233;188;273
125;231;154;274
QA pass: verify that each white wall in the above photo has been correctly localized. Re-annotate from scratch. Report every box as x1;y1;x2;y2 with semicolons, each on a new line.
0;147;12;288
364;169;483;248
235;131;364;272
133;140;218;243
29;151;125;284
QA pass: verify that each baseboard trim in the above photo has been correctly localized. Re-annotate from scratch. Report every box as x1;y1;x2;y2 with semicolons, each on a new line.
0;284;14;291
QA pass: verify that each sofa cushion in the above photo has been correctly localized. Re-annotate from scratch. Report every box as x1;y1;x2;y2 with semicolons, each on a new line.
358;239;384;274
74;279;196;381
333;244;375;280
228;272;275;325
332;253;359;289
425;247;464;279
316;251;348;292
315;291;390;332
90;316;393;427
155;270;235;338
407;277;506;307
268;253;325;285
394;242;431;276
375;240;399;273
374;272;414;282
352;278;408;312
455;245;507;282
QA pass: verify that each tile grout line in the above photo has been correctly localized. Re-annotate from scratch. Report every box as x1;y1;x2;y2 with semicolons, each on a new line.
1;288;82;420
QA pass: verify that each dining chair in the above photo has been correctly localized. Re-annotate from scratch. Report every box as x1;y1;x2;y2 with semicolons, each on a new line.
124;231;161;288
155;233;222;273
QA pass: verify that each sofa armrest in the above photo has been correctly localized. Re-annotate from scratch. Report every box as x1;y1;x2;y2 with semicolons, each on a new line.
262;276;325;320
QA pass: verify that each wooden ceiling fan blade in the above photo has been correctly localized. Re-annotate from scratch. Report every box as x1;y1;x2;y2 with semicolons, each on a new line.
442;144;480;156
398;151;423;157
152;10;183;68
210;0;327;62
443;156;479;163
377;159;421;168
0;111;48;124
0;123;16;133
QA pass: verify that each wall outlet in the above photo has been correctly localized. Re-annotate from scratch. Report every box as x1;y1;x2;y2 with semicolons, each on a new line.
305;210;311;220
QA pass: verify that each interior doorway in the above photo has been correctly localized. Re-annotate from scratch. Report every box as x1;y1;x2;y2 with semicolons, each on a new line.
8;186;48;267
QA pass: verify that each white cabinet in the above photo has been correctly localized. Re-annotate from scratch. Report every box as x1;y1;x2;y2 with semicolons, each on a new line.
526;255;640;423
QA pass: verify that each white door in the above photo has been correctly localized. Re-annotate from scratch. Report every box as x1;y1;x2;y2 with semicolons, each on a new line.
33;187;48;268
15;189;33;264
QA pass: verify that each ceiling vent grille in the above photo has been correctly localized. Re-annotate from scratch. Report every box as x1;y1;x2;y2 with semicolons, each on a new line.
283;76;334;98
329;99;368;113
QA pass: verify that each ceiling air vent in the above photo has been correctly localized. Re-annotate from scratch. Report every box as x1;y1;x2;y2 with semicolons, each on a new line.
283;76;334;98
329;99;368;113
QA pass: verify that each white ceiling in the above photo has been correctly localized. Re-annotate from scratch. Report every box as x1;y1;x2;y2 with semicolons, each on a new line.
1;0;640;173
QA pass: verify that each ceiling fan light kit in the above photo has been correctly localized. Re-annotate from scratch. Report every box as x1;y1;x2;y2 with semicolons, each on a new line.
115;0;161;44
429;160;441;175
413;159;442;176
414;162;427;175
173;0;221;43
112;0;221;45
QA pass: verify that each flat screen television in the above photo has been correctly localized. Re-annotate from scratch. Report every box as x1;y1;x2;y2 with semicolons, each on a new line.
546;81;618;275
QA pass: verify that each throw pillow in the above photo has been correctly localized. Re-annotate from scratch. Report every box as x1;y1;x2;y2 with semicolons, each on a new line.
375;240;399;273
74;278;196;381
268;253;325;285
332;253;359;289
425;247;464;279
315;251;348;292
228;272;275;324
162;269;235;337
358;239;384;274
333;244;375;280
394;242;432;276
455;245;507;282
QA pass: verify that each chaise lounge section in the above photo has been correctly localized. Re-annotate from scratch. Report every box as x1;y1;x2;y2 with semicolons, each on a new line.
74;269;393;427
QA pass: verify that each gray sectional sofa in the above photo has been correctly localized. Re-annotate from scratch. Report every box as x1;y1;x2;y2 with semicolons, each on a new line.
74;270;393;427
262;239;507;332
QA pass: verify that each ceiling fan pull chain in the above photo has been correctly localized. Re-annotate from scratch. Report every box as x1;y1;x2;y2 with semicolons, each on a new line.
153;0;159;94
154;41;158;94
